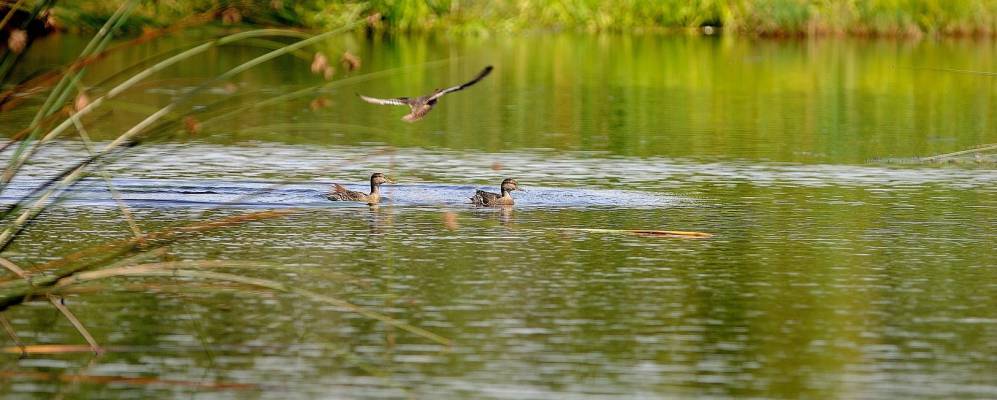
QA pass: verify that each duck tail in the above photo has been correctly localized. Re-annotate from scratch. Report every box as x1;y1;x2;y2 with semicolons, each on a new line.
332;183;348;193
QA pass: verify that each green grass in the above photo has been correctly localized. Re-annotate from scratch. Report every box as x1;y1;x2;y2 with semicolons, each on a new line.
0;3;453;354
44;0;997;36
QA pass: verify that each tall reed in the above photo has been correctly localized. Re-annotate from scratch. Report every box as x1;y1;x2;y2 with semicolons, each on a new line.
0;9;451;357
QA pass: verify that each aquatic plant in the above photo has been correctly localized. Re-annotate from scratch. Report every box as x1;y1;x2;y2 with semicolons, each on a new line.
558;228;714;238
0;2;450;375
916;143;997;165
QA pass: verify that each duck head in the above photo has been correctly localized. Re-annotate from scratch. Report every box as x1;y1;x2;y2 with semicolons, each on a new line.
370;172;394;186
501;178;522;194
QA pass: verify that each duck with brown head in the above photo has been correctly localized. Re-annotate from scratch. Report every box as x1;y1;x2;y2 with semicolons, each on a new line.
327;172;393;205
470;178;522;206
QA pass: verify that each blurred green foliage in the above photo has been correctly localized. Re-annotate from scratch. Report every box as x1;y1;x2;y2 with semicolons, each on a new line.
41;0;997;36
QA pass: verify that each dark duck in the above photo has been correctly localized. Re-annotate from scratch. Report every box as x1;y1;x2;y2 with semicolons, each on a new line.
357;66;493;122
327;172;393;205
470;178;522;206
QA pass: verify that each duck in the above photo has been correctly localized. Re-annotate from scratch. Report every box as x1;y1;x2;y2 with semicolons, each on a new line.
357;65;493;122
327;172;393;205
470;178;522;206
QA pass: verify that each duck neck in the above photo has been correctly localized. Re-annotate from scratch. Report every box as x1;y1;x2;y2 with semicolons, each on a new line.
500;187;511;198
370;182;380;195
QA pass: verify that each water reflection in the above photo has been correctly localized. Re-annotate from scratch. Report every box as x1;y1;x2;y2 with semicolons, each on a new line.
5;34;993;163
1;181;994;398
365;204;395;234
0;32;994;399
498;206;514;226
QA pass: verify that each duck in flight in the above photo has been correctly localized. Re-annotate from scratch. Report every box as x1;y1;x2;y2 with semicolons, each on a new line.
358;65;494;122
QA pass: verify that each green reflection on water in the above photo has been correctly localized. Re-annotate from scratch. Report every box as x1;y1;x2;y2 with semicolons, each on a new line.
0;32;995;399
5;33;994;162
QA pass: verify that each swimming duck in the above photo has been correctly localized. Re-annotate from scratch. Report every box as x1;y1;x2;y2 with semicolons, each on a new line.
327;172;393;205
470;178;522;206
357;65;493;122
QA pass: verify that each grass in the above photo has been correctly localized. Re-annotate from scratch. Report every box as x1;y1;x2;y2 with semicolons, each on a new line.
35;0;997;37
0;2;451;374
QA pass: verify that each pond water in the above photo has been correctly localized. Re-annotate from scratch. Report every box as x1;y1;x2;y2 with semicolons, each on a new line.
0;32;995;398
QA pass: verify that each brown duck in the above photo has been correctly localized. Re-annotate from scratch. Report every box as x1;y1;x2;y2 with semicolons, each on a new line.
327;172;393;205
357;66;493;122
470;178;522;206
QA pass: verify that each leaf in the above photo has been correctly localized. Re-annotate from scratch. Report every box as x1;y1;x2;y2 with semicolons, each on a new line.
74;92;90;113
441;212;459;230
366;12;383;28
309;97;330;111
183;116;201;134
341;51;361;71
222;82;239;94
220;7;242;25
310;52;328;74
7;29;26;54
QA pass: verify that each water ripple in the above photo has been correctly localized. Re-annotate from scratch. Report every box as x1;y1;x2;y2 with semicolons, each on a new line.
6;142;996;191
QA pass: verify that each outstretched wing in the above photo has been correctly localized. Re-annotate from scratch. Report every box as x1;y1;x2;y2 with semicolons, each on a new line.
428;65;493;101
357;93;411;106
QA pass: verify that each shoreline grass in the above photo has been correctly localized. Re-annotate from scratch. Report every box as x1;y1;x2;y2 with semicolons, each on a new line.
40;0;997;38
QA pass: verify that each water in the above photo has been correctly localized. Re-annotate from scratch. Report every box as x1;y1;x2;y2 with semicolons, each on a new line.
0;32;995;399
